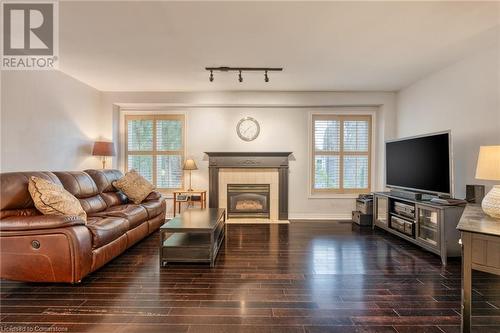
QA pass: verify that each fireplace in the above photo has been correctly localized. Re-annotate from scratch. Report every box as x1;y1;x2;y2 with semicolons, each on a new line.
227;184;270;219
206;152;292;220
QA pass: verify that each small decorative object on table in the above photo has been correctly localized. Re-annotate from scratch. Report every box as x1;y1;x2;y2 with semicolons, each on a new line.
475;145;500;219
176;195;188;201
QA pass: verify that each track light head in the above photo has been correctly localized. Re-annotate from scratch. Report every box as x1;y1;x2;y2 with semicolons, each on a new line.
209;70;214;82
264;70;269;82
238;70;243;83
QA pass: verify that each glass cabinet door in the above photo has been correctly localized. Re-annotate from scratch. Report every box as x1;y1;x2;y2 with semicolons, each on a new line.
375;196;388;226
417;206;439;247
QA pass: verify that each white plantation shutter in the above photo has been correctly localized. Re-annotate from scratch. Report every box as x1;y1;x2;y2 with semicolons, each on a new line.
343;120;369;152
127;120;153;151
314;119;340;152
128;155;153;183
156;120;182;151
125;114;185;191
314;155;340;189
157;155;183;188
312;115;371;193
343;155;369;189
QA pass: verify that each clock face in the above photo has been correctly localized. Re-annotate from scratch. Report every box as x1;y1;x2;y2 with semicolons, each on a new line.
237;117;260;141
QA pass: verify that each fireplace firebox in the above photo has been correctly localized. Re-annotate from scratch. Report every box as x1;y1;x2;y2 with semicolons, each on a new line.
227;184;270;219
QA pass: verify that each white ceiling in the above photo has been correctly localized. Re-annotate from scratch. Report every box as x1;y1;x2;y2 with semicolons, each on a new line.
59;1;500;92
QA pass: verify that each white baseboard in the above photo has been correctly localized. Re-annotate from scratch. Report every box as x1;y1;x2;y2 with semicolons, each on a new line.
226;218;290;224
288;213;352;221
167;213;352;221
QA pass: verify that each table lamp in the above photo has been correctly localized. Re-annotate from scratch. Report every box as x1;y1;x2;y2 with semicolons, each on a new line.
92;141;116;169
475;145;500;218
183;158;198;191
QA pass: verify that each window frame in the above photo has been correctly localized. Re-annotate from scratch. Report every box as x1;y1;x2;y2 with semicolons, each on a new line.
311;114;372;195
124;114;185;193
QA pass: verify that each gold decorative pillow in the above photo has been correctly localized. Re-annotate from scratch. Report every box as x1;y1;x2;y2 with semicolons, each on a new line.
113;170;155;204
28;176;87;221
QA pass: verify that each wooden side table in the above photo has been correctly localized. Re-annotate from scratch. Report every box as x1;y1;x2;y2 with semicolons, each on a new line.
457;205;500;333
173;190;207;217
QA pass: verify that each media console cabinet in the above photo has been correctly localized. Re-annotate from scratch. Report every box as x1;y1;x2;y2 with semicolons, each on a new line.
373;192;465;265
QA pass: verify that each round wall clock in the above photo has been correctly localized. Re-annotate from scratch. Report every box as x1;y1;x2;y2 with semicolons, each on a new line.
236;117;260;141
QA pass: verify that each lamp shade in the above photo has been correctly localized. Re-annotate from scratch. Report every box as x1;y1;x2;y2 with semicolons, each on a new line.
475;145;500;181
92;141;116;157
183;159;198;171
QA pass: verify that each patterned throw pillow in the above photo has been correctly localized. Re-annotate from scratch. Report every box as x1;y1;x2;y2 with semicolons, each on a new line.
28;176;87;221
112;170;155;204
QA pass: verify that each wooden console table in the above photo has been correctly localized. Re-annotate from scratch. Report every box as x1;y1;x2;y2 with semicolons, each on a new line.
457;205;500;333
173;190;207;217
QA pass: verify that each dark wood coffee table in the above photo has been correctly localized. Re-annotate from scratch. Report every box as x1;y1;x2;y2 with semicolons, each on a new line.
159;208;225;267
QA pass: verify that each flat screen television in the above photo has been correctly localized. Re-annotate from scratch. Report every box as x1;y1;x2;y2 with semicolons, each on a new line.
386;131;452;197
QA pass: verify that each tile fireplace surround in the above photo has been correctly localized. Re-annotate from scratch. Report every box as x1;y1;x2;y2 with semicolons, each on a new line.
205;152;292;221
221;170;277;220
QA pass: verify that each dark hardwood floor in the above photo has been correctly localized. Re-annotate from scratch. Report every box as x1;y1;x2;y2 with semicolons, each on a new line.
1;221;499;333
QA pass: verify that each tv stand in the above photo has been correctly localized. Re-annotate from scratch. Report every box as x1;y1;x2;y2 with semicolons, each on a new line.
373;192;465;265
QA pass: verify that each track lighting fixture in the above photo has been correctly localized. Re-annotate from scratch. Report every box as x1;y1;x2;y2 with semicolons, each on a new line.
205;67;283;83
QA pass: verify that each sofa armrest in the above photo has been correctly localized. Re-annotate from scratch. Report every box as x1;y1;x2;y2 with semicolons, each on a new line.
0;215;86;231
143;191;164;202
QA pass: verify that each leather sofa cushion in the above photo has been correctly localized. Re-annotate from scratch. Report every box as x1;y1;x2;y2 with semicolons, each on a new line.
53;172;99;199
100;192;128;208
84;170;128;208
147;214;165;234
126;222;149;248
86;217;129;249
84;169;123;193
0;172;61;218
79;196;107;215
53;172;107;214
0;214;85;231
91;204;148;230
144;191;162;201
140;199;165;219
91;234;127;272
0;208;40;220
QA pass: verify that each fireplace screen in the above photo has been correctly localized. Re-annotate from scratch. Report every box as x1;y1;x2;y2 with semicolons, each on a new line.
227;184;270;219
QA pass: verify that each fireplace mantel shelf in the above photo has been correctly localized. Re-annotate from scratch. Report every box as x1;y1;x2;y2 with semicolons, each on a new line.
205;152;292;157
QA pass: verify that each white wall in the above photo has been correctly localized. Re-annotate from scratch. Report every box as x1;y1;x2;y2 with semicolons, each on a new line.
0;71;397;219
397;44;500;198
101;91;397;219
1;70;104;171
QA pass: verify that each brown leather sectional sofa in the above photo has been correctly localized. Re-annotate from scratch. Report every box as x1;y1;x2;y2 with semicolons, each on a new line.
0;169;165;283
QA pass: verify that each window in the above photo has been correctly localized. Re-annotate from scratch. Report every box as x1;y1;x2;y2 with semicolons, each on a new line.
312;114;371;194
125;114;185;192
